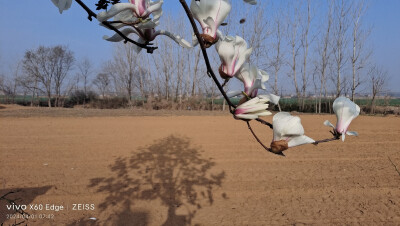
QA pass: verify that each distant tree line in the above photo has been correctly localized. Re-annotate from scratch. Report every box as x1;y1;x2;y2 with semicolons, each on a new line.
0;0;392;114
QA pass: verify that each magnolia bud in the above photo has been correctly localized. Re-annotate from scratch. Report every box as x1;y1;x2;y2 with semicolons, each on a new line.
270;140;288;154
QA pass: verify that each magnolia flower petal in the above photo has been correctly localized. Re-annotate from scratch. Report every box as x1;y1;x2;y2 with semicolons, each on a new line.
243;0;257;5
236;63;256;90
346;131;358;136
240;97;269;107
333;97;360;134
216;35;252;77
235;114;258;120
258;94;280;105
233;38;252;74
273;112;305;141
143;0;163;18
241;104;269;113
342;133;346;142
97;3;137;22
103;28;139;42
234;97;270;120
323;120;335;128
288;135;315;147
190;0;231;38
203;17;217;37
255;110;272;116
157;30;193;48
136;20;159;29
51;0;72;14
150;0;163;22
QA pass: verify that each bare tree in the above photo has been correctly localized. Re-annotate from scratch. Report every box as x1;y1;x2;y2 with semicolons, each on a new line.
53;46;74;107
315;0;333;113
269;15;284;95
286;2;302;105
109;43;139;104
77;58;93;104
350;0;371;101
369;65;388;114
93;72;111;98
0;62;21;103
22;46;74;107
300;0;314;110
331;0;351;97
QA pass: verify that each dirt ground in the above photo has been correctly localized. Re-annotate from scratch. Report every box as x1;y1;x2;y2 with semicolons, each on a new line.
1;105;399;225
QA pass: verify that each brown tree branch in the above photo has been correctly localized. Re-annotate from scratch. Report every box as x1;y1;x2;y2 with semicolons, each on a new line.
246;121;284;156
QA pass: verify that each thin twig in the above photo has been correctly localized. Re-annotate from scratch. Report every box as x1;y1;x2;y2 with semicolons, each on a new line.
255;118;273;129
388;156;400;176
75;0;97;21
178;0;236;113
74;0;157;53
312;136;340;145
246;121;284;156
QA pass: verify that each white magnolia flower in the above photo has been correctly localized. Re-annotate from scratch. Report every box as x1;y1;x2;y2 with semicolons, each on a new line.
190;0;231;46
257;94;280;105
324;97;360;141
235;63;269;97
97;0;163;25
234;96;272;120
215;36;252;79
51;0;72;14
243;0;257;5
270;112;315;154
103;27;192;53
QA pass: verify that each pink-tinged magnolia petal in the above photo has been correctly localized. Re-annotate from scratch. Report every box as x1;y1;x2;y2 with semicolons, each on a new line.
215;36;252;77
248;69;269;97
236;63;258;93
287;135;315;148
234;97;271;120
51;0;72;14
243;0;257;5
333;97;360;135
190;0;231;38
235;63;269;97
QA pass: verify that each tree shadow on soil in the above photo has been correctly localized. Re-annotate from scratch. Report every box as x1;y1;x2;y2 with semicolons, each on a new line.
85;135;226;226
0;186;52;224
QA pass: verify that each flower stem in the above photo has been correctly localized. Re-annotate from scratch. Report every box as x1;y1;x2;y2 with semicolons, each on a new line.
312;136;340;145
246;121;284;156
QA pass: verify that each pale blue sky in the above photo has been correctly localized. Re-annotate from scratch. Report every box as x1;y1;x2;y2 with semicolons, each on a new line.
0;0;399;93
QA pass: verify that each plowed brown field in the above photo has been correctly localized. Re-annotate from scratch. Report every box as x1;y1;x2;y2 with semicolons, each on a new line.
1;106;399;225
